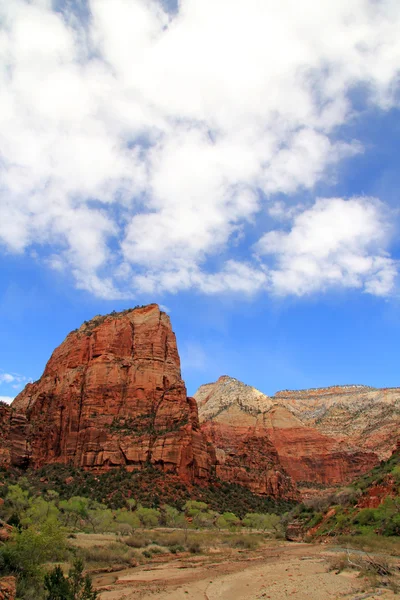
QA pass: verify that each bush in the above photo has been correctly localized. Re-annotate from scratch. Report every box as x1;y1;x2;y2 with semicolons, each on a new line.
232;535;259;550
44;558;98;599
124;534;151;548
327;554;347;573
353;508;377;526
170;544;185;554
79;544;134;566
188;541;202;554
307;512;324;529
0;519;67;579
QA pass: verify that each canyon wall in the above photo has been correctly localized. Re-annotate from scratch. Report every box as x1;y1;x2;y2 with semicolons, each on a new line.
195;376;392;488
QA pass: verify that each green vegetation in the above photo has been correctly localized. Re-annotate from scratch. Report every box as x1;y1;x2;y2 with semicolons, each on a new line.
44;559;98;600
0;463;293;516
4;449;398;598
0;470;288;599
286;449;400;543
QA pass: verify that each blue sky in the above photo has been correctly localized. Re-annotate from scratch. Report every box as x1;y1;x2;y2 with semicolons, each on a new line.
1;0;400;401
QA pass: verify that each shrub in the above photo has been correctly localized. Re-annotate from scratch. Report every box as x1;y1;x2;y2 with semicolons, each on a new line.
326;554;347;573
124;534;151;548
44;558;98;599
232;535;259;550
170;544;185;554
188;541;202;554
307;512;324;529
353;508;377;526
79;544;133;566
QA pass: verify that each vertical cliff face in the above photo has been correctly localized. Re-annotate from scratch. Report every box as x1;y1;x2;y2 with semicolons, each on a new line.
0;404;11;467
9;305;212;482
195;376;381;489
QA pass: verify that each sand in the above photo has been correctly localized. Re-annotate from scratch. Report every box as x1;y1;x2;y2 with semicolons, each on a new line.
95;542;398;600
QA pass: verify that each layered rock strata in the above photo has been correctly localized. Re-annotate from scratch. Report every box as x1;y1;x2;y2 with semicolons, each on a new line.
275;386;400;460
7;305;213;482
196;376;386;487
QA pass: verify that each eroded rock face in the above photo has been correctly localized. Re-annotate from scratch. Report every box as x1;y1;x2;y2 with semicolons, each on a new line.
196;376;382;489
202;420;298;500
0;576;16;600
9;305;212;482
0;404;11;467
196;377;298;500
274;385;400;460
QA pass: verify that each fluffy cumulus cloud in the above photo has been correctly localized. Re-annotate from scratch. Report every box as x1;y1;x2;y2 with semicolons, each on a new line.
256;198;397;296
0;0;399;298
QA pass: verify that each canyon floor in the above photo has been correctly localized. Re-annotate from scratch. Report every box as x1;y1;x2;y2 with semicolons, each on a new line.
84;536;400;600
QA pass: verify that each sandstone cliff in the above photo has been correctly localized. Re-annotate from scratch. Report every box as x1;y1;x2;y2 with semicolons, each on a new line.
196;376;383;488
194;376;298;498
7;305;212;482
275;385;400;459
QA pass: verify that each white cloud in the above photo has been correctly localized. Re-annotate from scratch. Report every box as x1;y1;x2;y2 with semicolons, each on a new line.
0;371;29;387
256;197;397;296
0;0;399;298
0;373;15;384
0;396;14;405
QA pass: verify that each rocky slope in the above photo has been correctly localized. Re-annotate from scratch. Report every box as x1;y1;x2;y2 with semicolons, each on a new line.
195;376;391;488
6;305;213;482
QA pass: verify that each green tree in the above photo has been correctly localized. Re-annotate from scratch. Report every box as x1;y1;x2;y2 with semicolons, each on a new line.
183;501;208;516
5;484;30;519
44;558;98;600
59;497;90;528
161;505;185;527
44;565;71;599
22;496;60;527
136;506;160;528
222;512;240;529
86;503;113;533
0;517;67;597
242;512;281;532
114;509;140;533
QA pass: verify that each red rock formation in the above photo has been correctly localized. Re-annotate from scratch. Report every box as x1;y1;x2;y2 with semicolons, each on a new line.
263;406;378;485
0;576;16;600
196;376;381;492
8;305;212;482
274;386;400;460
356;476;396;509
3;310;395;503
0;404;11;467
202;420;298;501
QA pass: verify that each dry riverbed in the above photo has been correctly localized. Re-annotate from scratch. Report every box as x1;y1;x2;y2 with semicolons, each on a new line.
71;534;400;600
